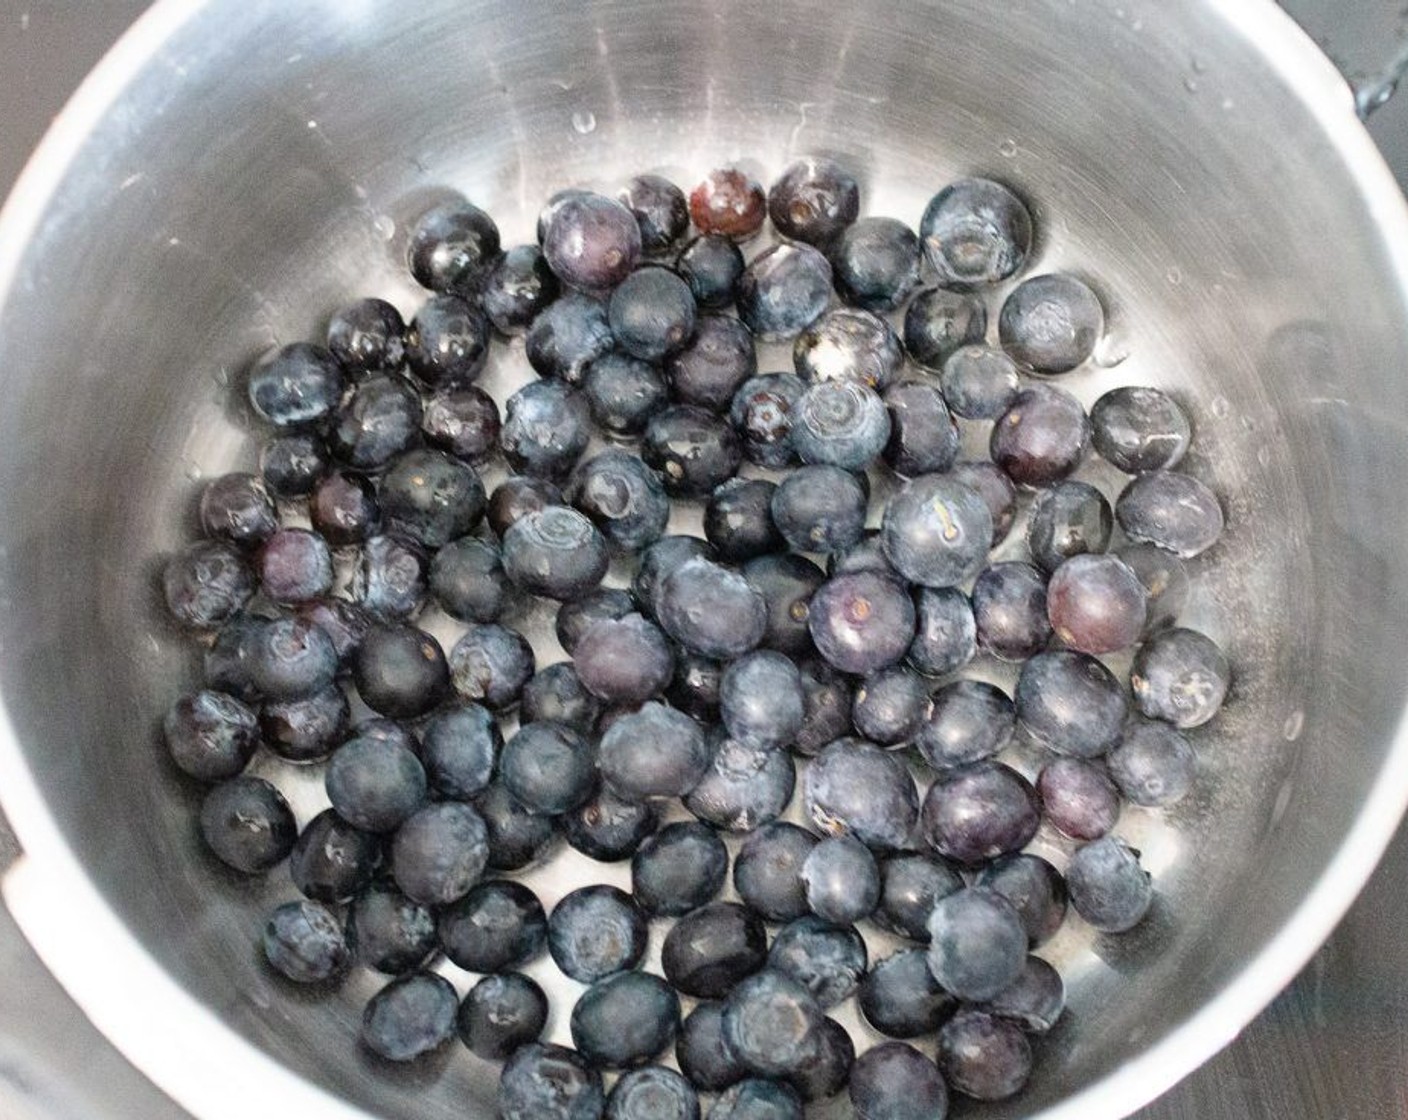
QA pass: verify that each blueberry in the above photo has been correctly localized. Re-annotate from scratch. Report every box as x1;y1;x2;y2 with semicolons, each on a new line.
544;192;643;291
977;853;1068;946
802;835;880;925
570;449;671;553
459;973;549;1061
501;720;597;815
583;353;671;439
852;667;929;746
326;297;406;375
418;702;498;799
390;801;489;907
257;528;333;605
916;680;1015;771
499;1043;605;1120
919;762;1040;866
353;534;430;621
483;244;560;335
1048;553;1148;654
1131;626;1229;728
677;1003;746;1092
1027;480;1113;574
803;737;918;850
808;570;916;675
768;916;866;1008
882;380;960;478
310;471;380;546
1108;718;1196;806
438;879;547;972
730;372;807;468
790;380;890;471
633;535;715;620
632;821;728;917
329;373;422;471
548;885;647;983
902;288;988;370
563;784;660;862
941;344;1022;420
969;567;1046;666
721;971;826;1079
787;1016;853;1102
620;173;690;255
521;663;601;733
203;617;275;700
475;782;556;872
828;533;899;582
347;880;436;974
502;380;592;480
163;540;255;629
353;623;448;718
708;1079;803;1120
737;244;833;340
991;384;1091;488
1118;469;1225;559
642;405;743;498
1038;757;1120;840
408;199;501;294
829;216;922;312
199;776;296;873
949;460;1018;546
539;188;594;243
702;479;782;563
362;971;459;1063
666;315;757;412
246;616;340;701
260;432;330;499
1091;385;1191;473
165;690;259;781
573;616;675;708
609;267;698;362
607;702;714;800
448;623;535;709
263;899;349;983
980;955;1065;1034
685;731;796;832
421;384;501;463
260;684;350;763
427;536;507;624
873;853;963;942
657;557;767;660
325;733;427;833
882;474;992;589
794;308;903;390
345;717;419;753
857;950;955;1039
768;157;859;246
920;178;1032;288
732;823;817;923
406;294;492;387
247;342;344;429
557;588;638;655
1066;836;1153;932
295;598;372;668
1015;650;1127;757
502;506;610;601
527;292;616;385
769;464;868;555
908;587;978;677
572;971;681;1071
937;1009;1032;1101
999;273;1104;373
849;1042;950;1120
742;554;825;657
199;473;279;549
489;477;566;542
926;887;1027;1000
1118;543;1190;634
606;1066;699;1120
676;234;745;310
720;651;804;751
667;649;725;721
690;168;767;242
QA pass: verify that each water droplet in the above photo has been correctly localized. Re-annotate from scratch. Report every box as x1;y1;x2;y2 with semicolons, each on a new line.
1183;76;1199;93
1166;266;1183;285
184;462;204;482
1239;414;1255;432
1283;709;1304;741
1210;396;1230;418
146;632;162;655
212;366;230;388
1191;55;1208;73
1256;445;1272;467
1130;17;1143;30
373;215;396;241
306;119;318;130
998;138;1018;158
352;184;368;201
1220;96;1235;112
571;110;597;135
1091;336;1130;368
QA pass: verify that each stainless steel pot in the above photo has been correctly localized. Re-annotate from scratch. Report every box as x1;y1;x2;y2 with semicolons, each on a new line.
1;1;1407;1118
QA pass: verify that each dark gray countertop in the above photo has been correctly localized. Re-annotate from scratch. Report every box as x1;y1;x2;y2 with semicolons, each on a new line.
1;3;1405;1118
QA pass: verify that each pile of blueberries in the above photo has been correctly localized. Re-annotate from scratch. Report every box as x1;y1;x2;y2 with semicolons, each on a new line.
160;156;1231;1120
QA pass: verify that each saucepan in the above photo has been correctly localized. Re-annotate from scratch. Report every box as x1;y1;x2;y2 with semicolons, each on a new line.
1;1;1408;1117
